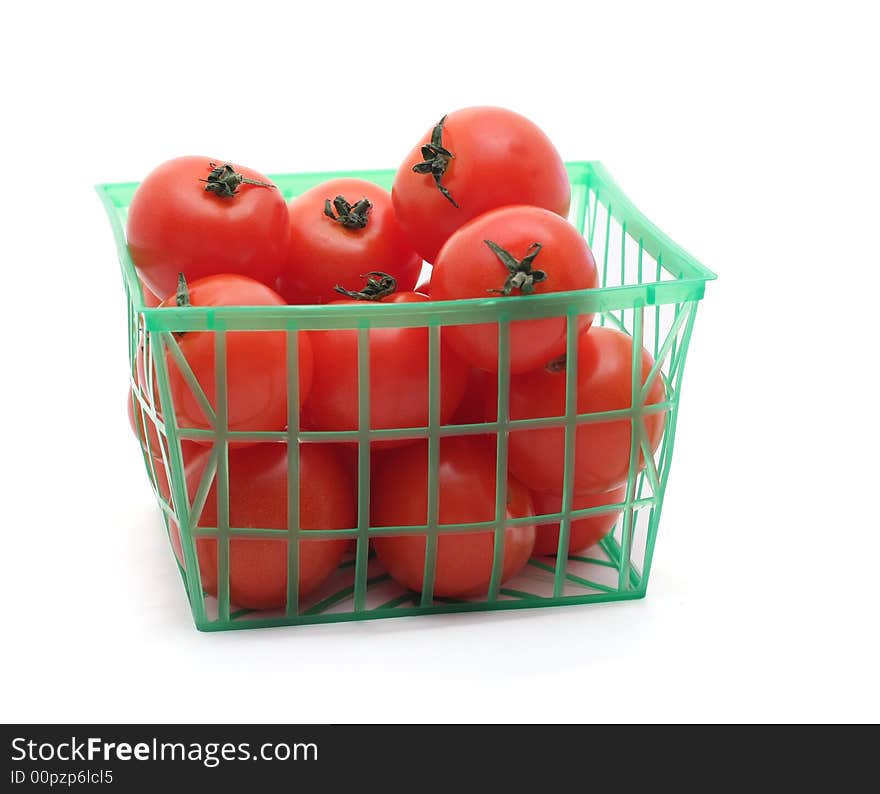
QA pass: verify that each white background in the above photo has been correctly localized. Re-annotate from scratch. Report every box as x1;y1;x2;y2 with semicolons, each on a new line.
1;1;878;723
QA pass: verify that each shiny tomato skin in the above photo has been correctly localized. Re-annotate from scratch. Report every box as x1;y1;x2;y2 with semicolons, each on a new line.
531;486;626;556
507;326;667;496
188;443;354;610
431;205;598;374
392;107;570;263
127;156;289;299
303;293;468;448
371;437;535;597
158;274;313;444
279;178;422;305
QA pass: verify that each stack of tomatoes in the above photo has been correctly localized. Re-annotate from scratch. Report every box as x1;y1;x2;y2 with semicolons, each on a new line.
125;106;666;610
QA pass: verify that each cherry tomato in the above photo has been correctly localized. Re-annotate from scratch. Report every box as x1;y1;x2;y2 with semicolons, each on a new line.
278;178;422;305
531;486;626;556
188;443;354;610
371;437;535;597
127;156;288;299
392;107;570;263
506;326;667;495
303;291;467;448
158;274;313;443
431;205;598;374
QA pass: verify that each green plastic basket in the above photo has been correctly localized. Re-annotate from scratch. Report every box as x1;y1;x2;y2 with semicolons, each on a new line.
97;161;716;631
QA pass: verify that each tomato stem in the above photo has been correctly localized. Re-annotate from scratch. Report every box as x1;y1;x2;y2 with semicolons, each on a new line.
199;162;275;198
323;195;372;229
484;240;547;296
176;273;191;307
546;354;567;373
334;272;397;301
412;115;459;208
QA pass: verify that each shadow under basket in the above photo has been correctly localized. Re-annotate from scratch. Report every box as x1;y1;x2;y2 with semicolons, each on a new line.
97;161;716;631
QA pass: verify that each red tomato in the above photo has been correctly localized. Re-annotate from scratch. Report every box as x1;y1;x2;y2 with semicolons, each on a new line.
127;156;288;299
392;107;570;263
278;178;422;305
303;291;467;448
371;437;535;597
157;274;312;443
506;326;667;496
431;205;598;374
531;486;626;556
188;443;354;610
